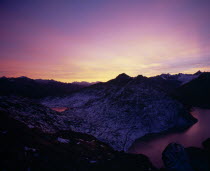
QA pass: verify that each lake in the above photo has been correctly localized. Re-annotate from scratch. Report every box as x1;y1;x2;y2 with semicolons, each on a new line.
51;107;68;112
128;108;210;168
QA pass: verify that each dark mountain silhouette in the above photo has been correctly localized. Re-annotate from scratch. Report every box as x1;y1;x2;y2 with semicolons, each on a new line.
0;76;92;99
150;71;202;93
173;72;210;108
0;71;202;99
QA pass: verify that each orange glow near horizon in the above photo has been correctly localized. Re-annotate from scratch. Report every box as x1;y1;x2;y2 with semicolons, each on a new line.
0;0;210;82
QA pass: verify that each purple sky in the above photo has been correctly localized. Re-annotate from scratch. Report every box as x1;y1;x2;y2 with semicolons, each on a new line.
0;0;210;82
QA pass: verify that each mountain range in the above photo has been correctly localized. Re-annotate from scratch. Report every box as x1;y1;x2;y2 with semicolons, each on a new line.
41;72;203;150
1;71;210;170
1;71;209;150
0;76;91;98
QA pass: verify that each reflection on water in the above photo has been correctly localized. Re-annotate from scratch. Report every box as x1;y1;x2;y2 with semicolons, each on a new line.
51;107;68;112
128;108;210;168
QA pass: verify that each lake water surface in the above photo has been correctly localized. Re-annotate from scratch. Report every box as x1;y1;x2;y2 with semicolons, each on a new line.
51;107;68;112
128;108;210;168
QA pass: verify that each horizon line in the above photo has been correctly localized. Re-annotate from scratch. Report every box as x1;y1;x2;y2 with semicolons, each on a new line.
0;70;207;84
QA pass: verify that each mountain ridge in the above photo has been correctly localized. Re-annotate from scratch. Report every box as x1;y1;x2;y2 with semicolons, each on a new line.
41;72;198;151
0;71;207;151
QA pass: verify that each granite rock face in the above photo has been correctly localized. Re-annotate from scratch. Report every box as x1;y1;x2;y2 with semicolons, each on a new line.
162;142;210;171
0;108;157;171
0;96;67;133
162;143;194;171
42;74;196;151
0;73;198;151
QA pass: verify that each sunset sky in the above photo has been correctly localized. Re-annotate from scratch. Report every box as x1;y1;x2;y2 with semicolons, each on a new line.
0;0;210;82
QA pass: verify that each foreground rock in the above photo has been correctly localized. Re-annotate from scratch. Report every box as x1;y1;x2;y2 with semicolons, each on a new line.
162;143;194;171
42;74;197;151
162;142;210;171
203;138;210;151
0;110;157;171
186;147;210;171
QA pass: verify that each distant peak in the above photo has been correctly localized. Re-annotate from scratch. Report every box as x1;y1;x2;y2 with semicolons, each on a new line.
0;76;7;79
72;81;100;86
136;75;144;79
134;75;147;81
160;73;171;76
194;70;202;75
115;73;131;80
18;76;30;79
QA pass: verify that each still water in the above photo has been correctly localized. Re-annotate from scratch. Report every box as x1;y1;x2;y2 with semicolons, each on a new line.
128;108;210;168
51;107;68;112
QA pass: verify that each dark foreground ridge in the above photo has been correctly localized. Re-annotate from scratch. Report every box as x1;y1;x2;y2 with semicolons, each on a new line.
0;110;157;171
162;140;210;171
1;109;210;171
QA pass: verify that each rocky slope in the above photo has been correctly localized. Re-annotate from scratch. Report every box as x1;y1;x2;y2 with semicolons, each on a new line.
0;103;157;171
156;71;201;85
42;73;197;151
150;71;202;93
173;72;210;108
0;96;68;132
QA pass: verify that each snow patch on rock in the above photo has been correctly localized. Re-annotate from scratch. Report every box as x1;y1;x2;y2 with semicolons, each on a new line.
57;137;70;143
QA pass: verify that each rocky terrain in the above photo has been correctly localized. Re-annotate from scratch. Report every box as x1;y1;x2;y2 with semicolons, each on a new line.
1;96;210;171
0;96;67;132
156;71;201;85
162;139;210;171
0;104;157;171
41;73;197;151
1;71;209;170
173;72;210;108
150;71;202;93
